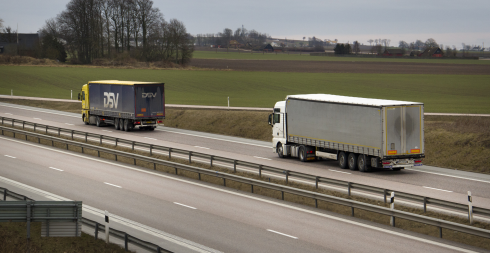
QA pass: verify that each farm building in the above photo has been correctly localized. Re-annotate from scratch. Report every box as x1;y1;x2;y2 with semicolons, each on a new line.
263;44;274;52
229;40;241;48
382;49;405;56
410;50;422;57
418;47;443;57
0;33;39;56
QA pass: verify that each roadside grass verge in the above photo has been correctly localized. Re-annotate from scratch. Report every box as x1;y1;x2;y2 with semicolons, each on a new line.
0;98;488;174
0;222;131;253
193;51;490;65
1;124;490;250
1;66;490;113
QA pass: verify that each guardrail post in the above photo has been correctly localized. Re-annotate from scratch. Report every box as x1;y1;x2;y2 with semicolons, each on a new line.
45;125;48;134
251;184;254;193
22;121;25;129
285;170;289;184
468;191;473;225
115;138;118;147
105;211;110;243
282;191;284;200
132;141;135;151
198;173;201;180
71;130;74;140
189;152;192;163
27;201;31;240
98;151;100;157
315;177;319;189
150;145;153;155
347;182;351;196
423;197;427;213
95;223;99;239
315;199;318;208
58;128;61;136
383;189;387;203
38;137;40;143
115;155;117;161
439;227;442;238
169;148;172;159
154;163;156;170
12;119;14;127
99;136;102;145
85;132;88;142
351;206;354;216
124;233;128;251
210;156;213;166
134;158;136;165
3;188;7;200
33;123;36;132
390;192;395;227
223;178;226;187
157;247;162;253
233;160;237;173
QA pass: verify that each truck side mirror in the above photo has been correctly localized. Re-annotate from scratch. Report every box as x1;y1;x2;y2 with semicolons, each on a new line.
78;93;81;101
268;114;272;126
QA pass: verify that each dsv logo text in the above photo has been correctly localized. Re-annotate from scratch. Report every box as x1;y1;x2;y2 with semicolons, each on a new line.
104;92;119;109
142;92;157;98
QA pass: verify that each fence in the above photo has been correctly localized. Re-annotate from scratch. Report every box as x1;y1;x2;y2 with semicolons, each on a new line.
1;116;489;222
1;124;490;241
0;187;172;253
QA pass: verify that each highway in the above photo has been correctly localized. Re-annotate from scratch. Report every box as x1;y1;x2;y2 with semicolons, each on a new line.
1;101;490;210
0;133;484;252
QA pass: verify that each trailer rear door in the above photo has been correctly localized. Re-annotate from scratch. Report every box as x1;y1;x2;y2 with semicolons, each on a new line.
134;84;165;118
385;105;423;156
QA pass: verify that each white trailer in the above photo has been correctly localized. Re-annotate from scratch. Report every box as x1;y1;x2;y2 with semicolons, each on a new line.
268;94;425;172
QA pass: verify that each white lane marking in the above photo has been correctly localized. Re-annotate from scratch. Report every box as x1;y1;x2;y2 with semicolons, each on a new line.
0;136;480;253
423;186;453;193
406;168;490;184
49;167;63;171
144;137;157;141
104;182;122;188
156;128;270;148
173;202;197;209
4;155;16;158
267;229;298;239
194;146;209;149
102;130;112;132
329;169;352;174
65;123;74;126
0;104;79;118
33;118;42;120
4;113;12;115
253;156;272;161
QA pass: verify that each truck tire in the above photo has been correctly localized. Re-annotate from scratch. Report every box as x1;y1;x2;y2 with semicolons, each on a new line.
348;153;358;171
149;126;155;131
357;154;369;172
338;152;348;169
124;119;130;132
277;143;284;158
96;116;101;127
299;145;307;162
119;119;124;131
114;118;120;130
83;115;89;125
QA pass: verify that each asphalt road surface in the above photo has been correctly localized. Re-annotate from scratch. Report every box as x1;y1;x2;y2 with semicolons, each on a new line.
0;135;485;253
1;102;490;213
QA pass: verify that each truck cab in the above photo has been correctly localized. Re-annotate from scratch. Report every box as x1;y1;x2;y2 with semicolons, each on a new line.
269;101;286;154
79;84;90;124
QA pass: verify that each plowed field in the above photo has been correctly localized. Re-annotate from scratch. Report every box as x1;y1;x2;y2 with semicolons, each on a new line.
190;58;490;75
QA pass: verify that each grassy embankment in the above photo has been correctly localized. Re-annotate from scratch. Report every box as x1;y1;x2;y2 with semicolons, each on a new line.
193;50;490;65
1;98;489;174
0;222;130;253
1;66;489;113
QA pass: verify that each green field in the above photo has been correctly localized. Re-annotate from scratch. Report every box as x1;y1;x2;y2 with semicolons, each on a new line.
1;66;489;113
193;50;490;65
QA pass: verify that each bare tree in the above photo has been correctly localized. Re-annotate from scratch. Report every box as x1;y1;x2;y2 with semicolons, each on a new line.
0;18;4;29
399;41;409;49
367;39;373;46
425;38;438;48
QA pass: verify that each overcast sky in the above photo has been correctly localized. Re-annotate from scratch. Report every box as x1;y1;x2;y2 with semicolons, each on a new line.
1;0;488;49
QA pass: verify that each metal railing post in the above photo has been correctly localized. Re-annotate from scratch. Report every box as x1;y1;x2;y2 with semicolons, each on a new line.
125;233;128;251
132;141;135;151
150;145;153;155
105;211;110;243
233;160;237;173
423;197;427;213
95;223;99;239
85;132;87;142
348;182;351;196
210;155;213;166
3;188;7;200
189;152;192;163
169;148;172;159
259;165;262;177
285;171;289;183
315;177;319;189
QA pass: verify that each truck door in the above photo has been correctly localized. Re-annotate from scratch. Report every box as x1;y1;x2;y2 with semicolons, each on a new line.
272;112;284;138
385;105;423;156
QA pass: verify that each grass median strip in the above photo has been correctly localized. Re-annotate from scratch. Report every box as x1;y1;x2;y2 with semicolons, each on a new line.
1;122;490;250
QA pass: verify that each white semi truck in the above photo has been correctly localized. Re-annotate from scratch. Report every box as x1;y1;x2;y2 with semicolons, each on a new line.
268;94;425;172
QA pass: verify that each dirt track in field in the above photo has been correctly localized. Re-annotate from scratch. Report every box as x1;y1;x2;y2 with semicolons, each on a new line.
190;59;490;75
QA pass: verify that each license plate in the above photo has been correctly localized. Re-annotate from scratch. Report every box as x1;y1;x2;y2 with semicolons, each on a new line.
146;121;153;124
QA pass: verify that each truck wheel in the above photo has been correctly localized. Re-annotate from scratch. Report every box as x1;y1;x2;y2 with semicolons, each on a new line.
392;168;402;171
338;152;348;169
119;119;125;131
96;117;101;127
299;145;307;162
149;127;155;131
358;155;369;172
277;143;284;158
83;115;89;125
114;118;120;130
348;153;358;171
124;119;130;132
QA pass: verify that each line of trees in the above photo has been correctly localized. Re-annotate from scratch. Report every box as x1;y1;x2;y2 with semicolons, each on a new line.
40;0;193;64
398;38;439;50
194;27;270;48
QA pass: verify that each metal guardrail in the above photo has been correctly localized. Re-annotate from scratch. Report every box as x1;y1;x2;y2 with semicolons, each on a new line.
1;124;490;241
1;116;489;221
0;187;172;253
